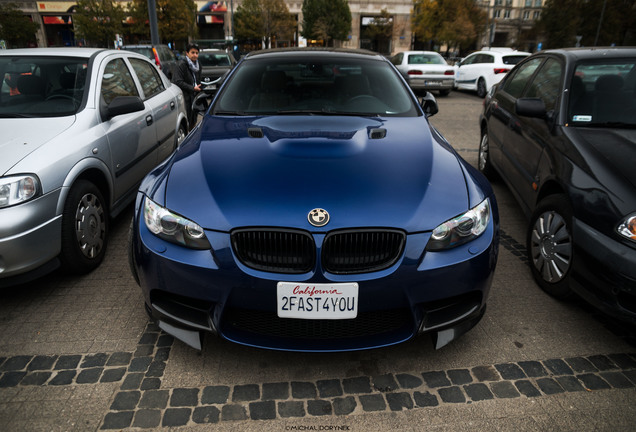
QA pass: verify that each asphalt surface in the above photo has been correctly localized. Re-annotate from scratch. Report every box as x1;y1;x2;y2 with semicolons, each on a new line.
1;90;635;431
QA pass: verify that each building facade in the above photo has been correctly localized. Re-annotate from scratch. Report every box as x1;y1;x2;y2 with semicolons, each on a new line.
3;0;544;54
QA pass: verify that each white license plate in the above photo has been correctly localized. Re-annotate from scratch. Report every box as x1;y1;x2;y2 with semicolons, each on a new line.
277;282;358;319
425;81;441;86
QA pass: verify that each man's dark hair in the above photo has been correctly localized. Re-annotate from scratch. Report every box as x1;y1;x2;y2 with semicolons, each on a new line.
186;43;200;53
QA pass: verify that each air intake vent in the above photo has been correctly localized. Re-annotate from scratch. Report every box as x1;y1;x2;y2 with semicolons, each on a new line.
368;128;386;139
248;127;264;138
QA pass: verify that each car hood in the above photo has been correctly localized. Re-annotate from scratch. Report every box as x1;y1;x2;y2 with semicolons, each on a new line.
0;117;75;175
163;115;470;232
566;127;636;190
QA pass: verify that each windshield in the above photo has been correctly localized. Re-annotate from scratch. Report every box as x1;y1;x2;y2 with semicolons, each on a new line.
0;56;88;118
199;52;232;67
212;55;419;117
568;59;636;127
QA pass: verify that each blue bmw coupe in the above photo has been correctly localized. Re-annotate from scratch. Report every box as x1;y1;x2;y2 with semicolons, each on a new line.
129;48;499;352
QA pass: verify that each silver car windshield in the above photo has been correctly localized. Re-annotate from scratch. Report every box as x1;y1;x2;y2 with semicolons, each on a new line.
212;56;419;117
0;56;88;118
568;59;636;127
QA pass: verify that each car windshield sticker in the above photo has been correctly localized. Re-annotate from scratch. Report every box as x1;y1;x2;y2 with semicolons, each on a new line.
573;115;592;122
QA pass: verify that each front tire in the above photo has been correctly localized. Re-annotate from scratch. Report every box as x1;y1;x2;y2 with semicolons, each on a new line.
478;129;497;179
526;195;574;299
176;122;187;148
477;78;487;98
60;180;108;274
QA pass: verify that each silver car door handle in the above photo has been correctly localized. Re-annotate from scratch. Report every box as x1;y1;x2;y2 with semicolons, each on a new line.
146;115;153;126
170;101;175;110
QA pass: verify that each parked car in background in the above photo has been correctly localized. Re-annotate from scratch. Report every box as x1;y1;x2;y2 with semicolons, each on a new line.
479;47;636;324
456;48;530;97
390;50;455;96
123;44;178;80
130;48;499;352
198;49;236;83
0;47;188;287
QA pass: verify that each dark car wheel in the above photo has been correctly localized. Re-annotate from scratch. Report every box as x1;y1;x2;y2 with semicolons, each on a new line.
478;130;497;179
527;194;574;299
60;180;108;274
477;78;487;98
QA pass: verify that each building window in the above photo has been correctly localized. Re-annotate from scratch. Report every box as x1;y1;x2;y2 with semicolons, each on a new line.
535;0;542;6
505;0;512;6
533;11;541;19
494;9;501;18
494;0;502;6
504;9;511;19
523;10;530;20
525;0;532;6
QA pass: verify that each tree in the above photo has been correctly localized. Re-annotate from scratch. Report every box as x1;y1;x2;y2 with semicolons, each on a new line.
73;0;126;47
538;0;636;48
0;3;40;48
234;0;296;48
301;0;352;46
411;0;486;52
127;0;197;48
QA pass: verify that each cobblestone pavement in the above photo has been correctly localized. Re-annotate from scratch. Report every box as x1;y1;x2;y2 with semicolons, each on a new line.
1;91;635;431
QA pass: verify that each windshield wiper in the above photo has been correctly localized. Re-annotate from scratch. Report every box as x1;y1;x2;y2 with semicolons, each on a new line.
213;110;246;116
578;122;636;129
0;113;33;118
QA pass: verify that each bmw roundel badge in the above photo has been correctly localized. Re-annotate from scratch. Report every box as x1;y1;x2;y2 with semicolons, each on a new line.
308;208;330;227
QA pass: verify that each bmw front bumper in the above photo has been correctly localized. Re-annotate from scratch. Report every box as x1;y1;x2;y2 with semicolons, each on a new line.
132;197;499;352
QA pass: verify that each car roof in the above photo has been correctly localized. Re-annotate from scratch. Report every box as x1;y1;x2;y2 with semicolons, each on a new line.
470;49;531;57
536;47;636;61
244;47;385;61
0;47;107;57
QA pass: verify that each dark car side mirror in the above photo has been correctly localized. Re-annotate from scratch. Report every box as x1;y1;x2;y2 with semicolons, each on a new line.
104;96;145;120
515;98;546;118
420;92;439;117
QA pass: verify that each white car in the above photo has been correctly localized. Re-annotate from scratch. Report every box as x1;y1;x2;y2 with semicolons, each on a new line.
455;48;531;97
390;51;455;96
0;48;188;287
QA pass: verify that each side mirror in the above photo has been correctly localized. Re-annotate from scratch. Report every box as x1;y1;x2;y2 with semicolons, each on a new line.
515;98;546;118
420;92;439;117
104;96;145;120
192;92;209;115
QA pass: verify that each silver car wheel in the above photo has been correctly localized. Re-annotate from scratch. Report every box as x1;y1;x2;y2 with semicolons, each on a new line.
529;210;572;283
74;193;106;259
176;123;187;147
479;133;489;172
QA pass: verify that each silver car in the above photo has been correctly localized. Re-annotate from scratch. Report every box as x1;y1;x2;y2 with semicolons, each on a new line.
0;48;188;287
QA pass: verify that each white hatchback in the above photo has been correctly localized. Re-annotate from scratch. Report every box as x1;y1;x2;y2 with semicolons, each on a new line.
455;48;530;97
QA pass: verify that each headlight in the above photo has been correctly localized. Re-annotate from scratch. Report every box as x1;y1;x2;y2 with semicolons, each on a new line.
426;199;491;251
143;197;210;249
0;175;40;208
617;214;636;242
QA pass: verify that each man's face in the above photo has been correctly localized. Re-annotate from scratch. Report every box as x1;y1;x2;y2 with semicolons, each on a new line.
186;49;199;62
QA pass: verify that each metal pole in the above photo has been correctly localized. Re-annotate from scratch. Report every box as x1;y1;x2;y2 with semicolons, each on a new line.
594;0;607;46
147;0;160;45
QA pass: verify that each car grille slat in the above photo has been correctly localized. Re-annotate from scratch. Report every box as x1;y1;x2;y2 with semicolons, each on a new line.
231;228;405;275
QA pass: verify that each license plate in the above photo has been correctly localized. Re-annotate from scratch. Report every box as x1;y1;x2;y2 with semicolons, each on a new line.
425;81;441;86
277;282;358;319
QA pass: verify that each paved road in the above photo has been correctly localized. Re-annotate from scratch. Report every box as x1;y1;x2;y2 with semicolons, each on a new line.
1;91;635;431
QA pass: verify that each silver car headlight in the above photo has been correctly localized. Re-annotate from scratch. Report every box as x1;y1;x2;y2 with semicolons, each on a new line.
426;198;491;251
617;214;636;243
143;197;210;250
0;175;40;208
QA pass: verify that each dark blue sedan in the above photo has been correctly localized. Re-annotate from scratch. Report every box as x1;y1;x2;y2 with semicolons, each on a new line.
129;48;499;352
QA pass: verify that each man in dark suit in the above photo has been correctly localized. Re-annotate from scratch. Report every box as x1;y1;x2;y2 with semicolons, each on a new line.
173;43;202;130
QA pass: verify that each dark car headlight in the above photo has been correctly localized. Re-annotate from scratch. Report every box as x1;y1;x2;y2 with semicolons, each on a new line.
426;199;491;251
617;214;636;243
143;197;211;249
0;174;40;208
